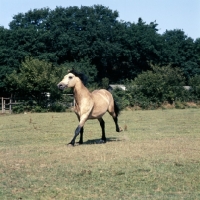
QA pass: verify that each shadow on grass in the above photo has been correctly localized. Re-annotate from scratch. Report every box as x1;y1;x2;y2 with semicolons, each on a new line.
82;137;120;145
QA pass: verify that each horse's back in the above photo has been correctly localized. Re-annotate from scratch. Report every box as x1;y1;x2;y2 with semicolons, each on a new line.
92;89;113;103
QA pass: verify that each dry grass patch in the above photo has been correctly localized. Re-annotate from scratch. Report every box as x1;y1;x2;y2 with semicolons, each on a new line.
0;109;200;199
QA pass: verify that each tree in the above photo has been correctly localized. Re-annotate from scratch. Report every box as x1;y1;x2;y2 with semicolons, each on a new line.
0;27;21;95
5;57;60;106
1;5;199;91
5;5;121;82
9;8;51;30
107;18;162;81
161;29;200;80
189;75;200;100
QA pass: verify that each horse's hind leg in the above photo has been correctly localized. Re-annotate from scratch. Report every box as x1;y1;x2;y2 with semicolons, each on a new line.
98;118;106;143
113;116;120;132
108;109;120;132
108;102;121;132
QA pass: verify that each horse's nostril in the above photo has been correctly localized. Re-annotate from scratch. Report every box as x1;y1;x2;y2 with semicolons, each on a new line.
57;84;65;90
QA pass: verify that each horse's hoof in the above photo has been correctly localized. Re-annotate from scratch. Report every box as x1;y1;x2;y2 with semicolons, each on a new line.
116;127;123;132
99;140;106;144
76;141;83;145
67;143;74;147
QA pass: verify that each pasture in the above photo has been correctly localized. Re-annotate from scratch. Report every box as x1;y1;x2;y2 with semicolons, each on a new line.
0;109;200;199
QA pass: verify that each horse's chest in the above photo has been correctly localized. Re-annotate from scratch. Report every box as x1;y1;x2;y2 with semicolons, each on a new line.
74;101;92;116
74;104;80;115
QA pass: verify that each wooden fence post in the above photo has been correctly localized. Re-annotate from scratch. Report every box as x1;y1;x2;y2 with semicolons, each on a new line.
9;98;12;113
1;97;3;113
3;99;6;113
1;97;12;113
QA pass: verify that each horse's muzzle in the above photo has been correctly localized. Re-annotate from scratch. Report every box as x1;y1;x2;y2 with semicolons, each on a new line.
57;83;66;90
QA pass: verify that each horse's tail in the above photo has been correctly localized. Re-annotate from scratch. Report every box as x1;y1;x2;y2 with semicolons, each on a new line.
114;100;120;117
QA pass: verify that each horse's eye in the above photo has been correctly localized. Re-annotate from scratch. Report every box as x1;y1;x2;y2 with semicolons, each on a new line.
69;76;73;79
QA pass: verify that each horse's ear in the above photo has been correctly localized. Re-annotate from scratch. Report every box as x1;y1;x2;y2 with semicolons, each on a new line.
68;68;77;75
68;68;74;73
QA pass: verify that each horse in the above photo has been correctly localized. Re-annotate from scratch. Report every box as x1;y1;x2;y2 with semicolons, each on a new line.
57;70;121;146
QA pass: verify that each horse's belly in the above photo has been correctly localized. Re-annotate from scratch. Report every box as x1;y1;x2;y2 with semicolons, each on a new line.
88;90;111;119
88;107;107;119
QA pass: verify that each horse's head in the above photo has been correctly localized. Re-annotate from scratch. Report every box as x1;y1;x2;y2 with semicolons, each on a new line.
57;70;87;90
57;73;78;90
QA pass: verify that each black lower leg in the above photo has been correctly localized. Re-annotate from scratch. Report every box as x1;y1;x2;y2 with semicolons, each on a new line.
113;117;120;132
69;125;81;145
98;118;106;142
78;127;84;144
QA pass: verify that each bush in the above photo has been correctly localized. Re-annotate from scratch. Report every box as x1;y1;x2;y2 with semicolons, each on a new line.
31;106;48;113
11;100;49;113
189;75;200;101
125;65;187;108
175;101;186;109
12;105;25;114
50;102;66;112
111;87;130;110
12;101;66;113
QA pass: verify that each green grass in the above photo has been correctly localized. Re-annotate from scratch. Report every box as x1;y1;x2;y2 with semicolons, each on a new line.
0;109;200;199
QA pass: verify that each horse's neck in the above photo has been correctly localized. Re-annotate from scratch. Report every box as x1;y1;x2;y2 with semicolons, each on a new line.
73;81;91;103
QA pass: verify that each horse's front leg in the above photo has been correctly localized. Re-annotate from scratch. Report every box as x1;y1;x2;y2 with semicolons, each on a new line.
69;125;82;146
69;113;84;145
78;127;84;144
98;118;106;143
69;127;84;145
69;113;89;146
74;115;84;145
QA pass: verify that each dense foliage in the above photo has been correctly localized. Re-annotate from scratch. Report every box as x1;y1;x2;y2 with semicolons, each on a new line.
0;5;200;111
123;66;188;109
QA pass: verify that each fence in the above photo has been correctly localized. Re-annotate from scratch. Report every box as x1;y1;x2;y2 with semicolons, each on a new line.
1;95;75;113
1;97;11;113
0;97;20;113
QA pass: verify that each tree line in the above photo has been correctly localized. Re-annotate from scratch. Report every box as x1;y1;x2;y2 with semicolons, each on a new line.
0;5;200;111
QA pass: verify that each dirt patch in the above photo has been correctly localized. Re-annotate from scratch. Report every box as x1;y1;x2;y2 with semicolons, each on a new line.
186;102;197;107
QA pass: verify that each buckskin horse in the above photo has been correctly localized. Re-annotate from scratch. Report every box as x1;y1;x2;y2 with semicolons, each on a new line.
57;70;121;146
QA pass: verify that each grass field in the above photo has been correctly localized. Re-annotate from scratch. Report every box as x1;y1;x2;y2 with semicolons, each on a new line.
0;109;200;199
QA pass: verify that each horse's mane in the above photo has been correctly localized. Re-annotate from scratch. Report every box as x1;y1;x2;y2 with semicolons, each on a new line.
68;69;88;85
